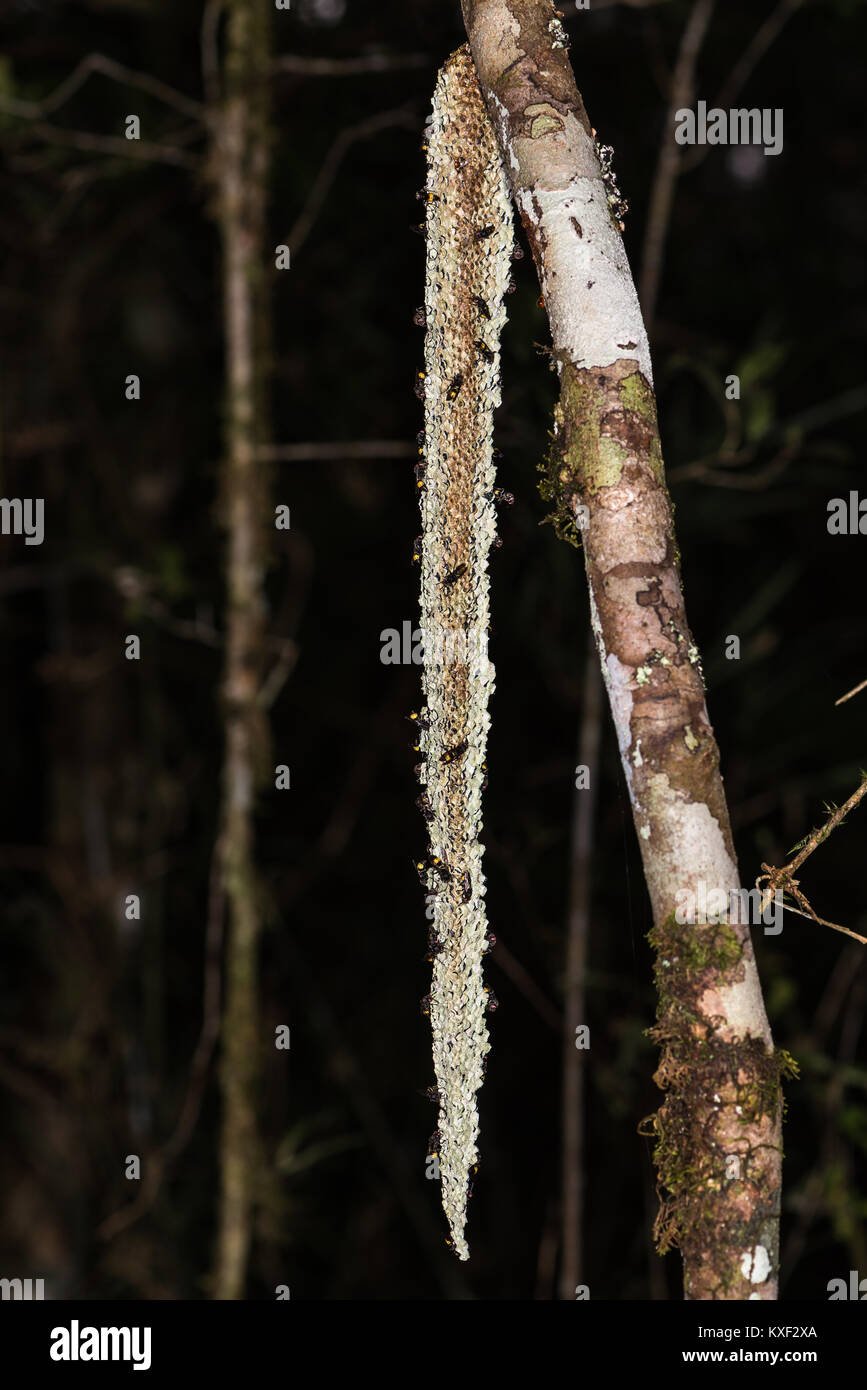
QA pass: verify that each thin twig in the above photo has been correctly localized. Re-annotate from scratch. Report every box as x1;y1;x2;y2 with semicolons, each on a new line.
768;898;867;947
756;776;867;946
256;639;299;711
681;0;805;173
490;940;561;1032
669;442;796;490
202;0;226;109
668;380;867;489
285;105;418;258
835;678;867;707
257;440;414;462
0;52;204;122
23;121;199;169
129;589;298;660
272;52;430;77
718;0;805;108
785;778;867;879
163;839;227;1165
97;841;227;1240
638;0;716;328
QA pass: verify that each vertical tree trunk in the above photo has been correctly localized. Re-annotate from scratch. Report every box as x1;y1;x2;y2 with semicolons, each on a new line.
211;0;272;1301
461;0;784;1299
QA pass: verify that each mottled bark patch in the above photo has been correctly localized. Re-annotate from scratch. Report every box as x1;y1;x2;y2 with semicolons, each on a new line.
540;358;733;831
542;357;663;501
540;358;661;540
480;0;591;135
643;912;792;1299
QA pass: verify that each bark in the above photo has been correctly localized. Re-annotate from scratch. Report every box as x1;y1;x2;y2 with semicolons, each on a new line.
211;0;272;1301
461;0;784;1300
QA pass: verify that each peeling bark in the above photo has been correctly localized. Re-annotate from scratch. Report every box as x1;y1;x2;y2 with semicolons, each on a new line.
461;0;783;1299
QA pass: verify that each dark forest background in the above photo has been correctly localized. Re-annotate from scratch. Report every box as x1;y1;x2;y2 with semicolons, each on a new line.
0;0;865;1300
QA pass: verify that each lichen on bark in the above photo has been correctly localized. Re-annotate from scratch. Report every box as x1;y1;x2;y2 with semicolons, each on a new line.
642;912;787;1298
540;357;666;544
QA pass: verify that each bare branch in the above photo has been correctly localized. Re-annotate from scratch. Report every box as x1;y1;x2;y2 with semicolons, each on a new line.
717;0;804;109
272;52;430;77
256;440;414;461
202;0;226;109
638;0;716;327
285;104;418;258
836;678;867;707
22;120;199;169
681;0;806;173
768;897;867;948
757;776;867;946
0;52;204;123
97;841;227;1241
256;639;298;711
669;441;796;490
784;779;867;880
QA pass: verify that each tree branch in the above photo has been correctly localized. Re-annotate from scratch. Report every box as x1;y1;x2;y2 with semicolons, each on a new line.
638;0;716;328
461;0;781;1301
0;52;205;123
256;440;414;461
271;52;430;76
210;0;273;1303
285;104;418;259
14;121;199;170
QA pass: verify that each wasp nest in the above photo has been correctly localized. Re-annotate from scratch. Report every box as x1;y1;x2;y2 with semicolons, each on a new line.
414;45;514;1261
